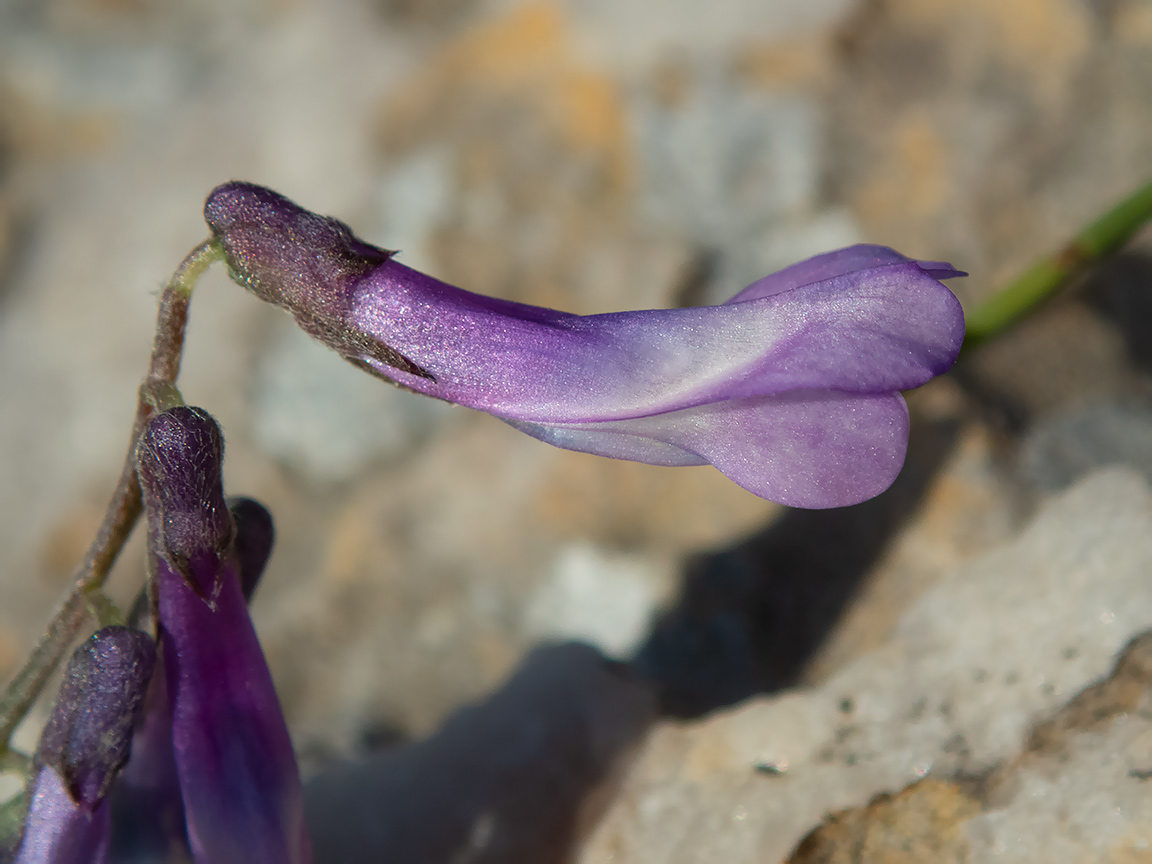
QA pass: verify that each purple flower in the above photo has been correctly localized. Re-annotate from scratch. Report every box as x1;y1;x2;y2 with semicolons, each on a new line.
204;182;964;507
109;496;276;863
135;406;310;864
14;627;155;864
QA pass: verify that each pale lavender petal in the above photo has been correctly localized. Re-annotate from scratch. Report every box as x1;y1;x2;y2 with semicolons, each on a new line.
507;391;909;508
14;768;110;864
348;259;964;422
725;244;965;303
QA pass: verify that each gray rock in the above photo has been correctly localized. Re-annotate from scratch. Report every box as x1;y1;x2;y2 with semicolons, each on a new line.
249;319;454;484
1021;400;1152;493
570;0;854;70
582;469;1152;862
523;543;674;659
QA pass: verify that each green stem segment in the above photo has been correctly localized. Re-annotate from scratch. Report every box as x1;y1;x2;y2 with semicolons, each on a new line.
0;238;223;752
963;179;1152;351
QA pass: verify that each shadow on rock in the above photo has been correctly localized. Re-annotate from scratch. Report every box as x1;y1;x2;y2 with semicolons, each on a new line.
633;414;961;719
304;642;656;864
304;416;961;860
1087;251;1152;376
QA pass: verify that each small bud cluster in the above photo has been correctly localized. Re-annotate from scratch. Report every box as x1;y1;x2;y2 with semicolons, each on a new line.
8;408;304;864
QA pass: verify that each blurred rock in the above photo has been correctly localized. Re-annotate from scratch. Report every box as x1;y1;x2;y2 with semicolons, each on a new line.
959;301;1140;426
790;777;979;863
582;469;1152;861
827;0;1152;308
305;642;656;864
249;318;453;484
523;543;674;659
964;632;1152;862
569;0;854;71
631;71;863;301
1021;399;1152;494
793;631;1152;862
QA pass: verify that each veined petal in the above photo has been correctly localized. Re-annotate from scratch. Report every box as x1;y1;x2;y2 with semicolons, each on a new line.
348;257;963;422
506;391;909;508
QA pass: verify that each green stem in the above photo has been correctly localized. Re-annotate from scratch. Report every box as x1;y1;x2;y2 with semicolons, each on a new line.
0;239;223;748
963;179;1152;352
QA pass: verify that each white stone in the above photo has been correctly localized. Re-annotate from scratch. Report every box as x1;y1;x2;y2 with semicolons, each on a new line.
524;544;671;658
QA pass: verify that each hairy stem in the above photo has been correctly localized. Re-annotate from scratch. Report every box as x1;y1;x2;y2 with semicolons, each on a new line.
964;178;1152;352
0;238;222;750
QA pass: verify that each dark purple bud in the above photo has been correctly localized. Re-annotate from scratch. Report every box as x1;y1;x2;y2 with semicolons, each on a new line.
37;627;156;809
136;406;233;588
204;182;390;313
228;496;275;602
13;628;155;864
204;182;432;380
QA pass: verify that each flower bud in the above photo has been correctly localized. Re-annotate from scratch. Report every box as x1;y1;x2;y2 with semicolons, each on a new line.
137;406;310;864
14;627;155;864
135;406;232;587
228;496;275;602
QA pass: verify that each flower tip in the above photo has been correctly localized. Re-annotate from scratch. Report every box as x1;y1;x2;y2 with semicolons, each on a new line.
136;406;224;491
203;182;304;240
136;407;233;581
916;261;968;281
203;182;392;344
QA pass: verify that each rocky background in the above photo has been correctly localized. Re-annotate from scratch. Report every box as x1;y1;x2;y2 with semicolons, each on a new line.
2;0;1152;861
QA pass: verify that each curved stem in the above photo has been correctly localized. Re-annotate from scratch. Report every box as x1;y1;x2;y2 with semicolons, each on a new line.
963;178;1152;352
0;238;223;750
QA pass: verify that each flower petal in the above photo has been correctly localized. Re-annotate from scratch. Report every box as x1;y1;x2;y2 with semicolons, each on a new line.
158;555;310;864
507;391;909;508
136;406;310;864
725;244;965;302
347;258;963;423
13;768;110;864
110;498;279;863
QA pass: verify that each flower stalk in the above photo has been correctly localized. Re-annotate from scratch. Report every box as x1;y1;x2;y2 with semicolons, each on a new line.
0;240;222;754
963;177;1152;351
